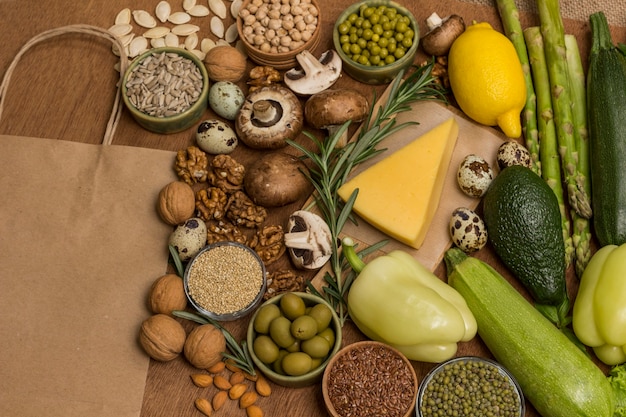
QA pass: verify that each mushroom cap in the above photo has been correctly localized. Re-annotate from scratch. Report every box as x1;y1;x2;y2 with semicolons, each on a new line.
421;14;466;56
235;85;303;149
304;88;369;129
284;50;343;96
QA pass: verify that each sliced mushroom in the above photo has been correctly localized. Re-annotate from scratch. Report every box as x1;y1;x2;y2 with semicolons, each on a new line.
284;210;332;270
235;85;303;149
304;88;369;147
283;50;342;96
421;13;465;56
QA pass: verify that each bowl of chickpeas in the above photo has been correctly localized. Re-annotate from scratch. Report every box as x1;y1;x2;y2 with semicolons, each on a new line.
237;0;322;70
333;0;420;84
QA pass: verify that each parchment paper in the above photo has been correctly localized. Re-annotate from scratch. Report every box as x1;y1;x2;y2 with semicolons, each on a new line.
0;135;176;417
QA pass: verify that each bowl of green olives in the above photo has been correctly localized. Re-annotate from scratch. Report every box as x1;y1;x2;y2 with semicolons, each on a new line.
333;0;420;85
416;356;525;417
246;291;342;388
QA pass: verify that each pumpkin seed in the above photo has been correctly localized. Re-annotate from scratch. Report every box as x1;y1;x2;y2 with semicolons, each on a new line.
119;33;135;47
168;11;192;24
210;16;224;38
143;26;171;39
108;23;133;38
115;8;132;25
187;4;210;17
151;37;167;48
230;0;242;19
183;0;197;11
184;33;199;50
164;32;180;47
128;36;149;57
209;0;227;20
189;49;206;60
224;23;238;44
155;1;171;23
172;23;200;36
132;10;157;28
200;37;216;53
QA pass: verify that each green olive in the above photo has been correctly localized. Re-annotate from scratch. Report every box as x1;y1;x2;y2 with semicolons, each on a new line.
290;315;319;340
269;316;296;348
253;335;280;364
253;303;281;334
280;293;306;320
272;349;289;374
307;303;333;332
281;352;313;376
317;327;336;348
285;339;301;353
301;335;331;359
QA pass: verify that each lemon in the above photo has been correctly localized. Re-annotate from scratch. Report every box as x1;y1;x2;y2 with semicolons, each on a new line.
448;22;526;138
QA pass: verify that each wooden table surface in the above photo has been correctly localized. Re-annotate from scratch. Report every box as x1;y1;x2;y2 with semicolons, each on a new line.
1;1;622;416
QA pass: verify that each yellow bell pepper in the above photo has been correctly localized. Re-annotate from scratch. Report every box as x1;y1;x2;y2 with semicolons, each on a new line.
343;238;477;363
573;243;626;365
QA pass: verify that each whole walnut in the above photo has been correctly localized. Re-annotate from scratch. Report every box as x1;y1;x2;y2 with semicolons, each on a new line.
204;45;247;82
139;314;187;361
148;274;188;315
157;181;196;226
184;324;226;369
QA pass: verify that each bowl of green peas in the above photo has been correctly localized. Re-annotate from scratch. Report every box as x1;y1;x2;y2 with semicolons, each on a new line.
333;1;419;85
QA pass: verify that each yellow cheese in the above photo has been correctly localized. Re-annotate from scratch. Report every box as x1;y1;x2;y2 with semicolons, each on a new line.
337;117;459;249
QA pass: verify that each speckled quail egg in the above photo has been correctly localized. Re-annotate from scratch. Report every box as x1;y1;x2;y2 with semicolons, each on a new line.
209;81;245;120
496;140;532;170
449;207;488;253
457;154;494;198
168;217;207;262
195;119;238;154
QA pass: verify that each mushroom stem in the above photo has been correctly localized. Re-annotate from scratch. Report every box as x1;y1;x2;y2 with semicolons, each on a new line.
284;230;319;251
251;100;280;126
426;12;444;30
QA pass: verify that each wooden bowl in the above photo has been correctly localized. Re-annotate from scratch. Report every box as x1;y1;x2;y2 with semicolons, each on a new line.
236;0;322;70
322;341;418;417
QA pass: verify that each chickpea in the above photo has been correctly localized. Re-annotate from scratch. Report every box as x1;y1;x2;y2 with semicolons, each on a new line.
290;30;302;42
268;18;282;30
283;19;294;31
279;4;291;15
239;8;251;18
260;42;272;53
253;34;266;45
244;14;256;26
303;13;316;24
291;5;303;15
268;9;280;19
301;30;312;42
255;8;267;20
248;4;259;14
280;35;292;47
266;28;276;40
254;25;266;35
252;0;263;6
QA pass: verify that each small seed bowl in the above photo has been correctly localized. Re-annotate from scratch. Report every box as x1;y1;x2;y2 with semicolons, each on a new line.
121;47;209;134
183;241;267;322
246;292;342;388
323;341;418;417
333;0;420;85
236;0;322;70
416;356;525;417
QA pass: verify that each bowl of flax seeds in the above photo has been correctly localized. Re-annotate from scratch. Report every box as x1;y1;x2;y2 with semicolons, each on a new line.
121;47;209;134
184;241;267;321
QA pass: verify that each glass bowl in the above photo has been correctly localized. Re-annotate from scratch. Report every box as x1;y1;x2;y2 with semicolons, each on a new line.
183;241;267;321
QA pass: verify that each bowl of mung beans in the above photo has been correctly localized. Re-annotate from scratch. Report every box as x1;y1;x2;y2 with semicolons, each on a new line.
333;0;420;84
322;341;418;417
183;241;267;321
121;47;209;134
416;356;525;417
236;0;322;70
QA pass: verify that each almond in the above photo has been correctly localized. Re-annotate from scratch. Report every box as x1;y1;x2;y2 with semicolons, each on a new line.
239;391;258;409
255;375;272;397
207;361;226;374
194;398;213;416
224;358;242;373
191;374;213;388
246;404;264;417
229;382;247;400
213;374;232;390
211;390;228;411
230;371;246;385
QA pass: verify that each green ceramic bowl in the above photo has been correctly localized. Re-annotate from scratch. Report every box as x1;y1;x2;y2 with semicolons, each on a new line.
121;47;209;134
247;292;342;388
333;0;420;85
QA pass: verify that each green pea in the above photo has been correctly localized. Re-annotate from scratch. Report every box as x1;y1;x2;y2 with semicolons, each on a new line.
370;55;381;65
347;13;358;24
402;36;413;48
369;12;380;25
396;21;409;33
339;34;350;44
369;44;382;56
378;37;389;48
357;55;369;65
338;23;350;35
394;48;406;59
362;28;373;40
349;43;361;55
341;42;351;54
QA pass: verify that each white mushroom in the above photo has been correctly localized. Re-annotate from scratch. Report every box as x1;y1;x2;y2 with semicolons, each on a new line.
284;210;333;269
283;50;342;96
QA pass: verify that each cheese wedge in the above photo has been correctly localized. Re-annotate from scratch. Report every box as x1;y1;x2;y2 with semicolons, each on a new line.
337;117;459;249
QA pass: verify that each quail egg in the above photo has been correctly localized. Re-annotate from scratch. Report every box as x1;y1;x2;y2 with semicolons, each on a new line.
457;154;494;198
195;119;238;154
449;207;488;253
209;81;245;120
496;140;532;170
168;217;207;262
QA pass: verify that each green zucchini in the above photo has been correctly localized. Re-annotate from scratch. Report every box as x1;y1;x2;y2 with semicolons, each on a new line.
587;12;626;247
444;248;614;417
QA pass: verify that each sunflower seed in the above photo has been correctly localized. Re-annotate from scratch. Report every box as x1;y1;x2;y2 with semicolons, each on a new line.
133;10;157;28
168;11;191;24
172;23;200;36
108;23;133;38
209;0;227;19
224;22;238;43
115;8;132;25
155;1;171;23
184;32;199;50
187;4;210;17
143;26;171;39
183;0;197;11
210;16;224;38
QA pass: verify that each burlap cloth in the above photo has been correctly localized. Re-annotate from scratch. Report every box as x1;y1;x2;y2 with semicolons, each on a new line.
461;0;626;26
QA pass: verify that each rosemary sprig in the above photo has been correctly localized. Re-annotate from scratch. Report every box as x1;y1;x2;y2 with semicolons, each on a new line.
173;310;256;376
287;61;446;326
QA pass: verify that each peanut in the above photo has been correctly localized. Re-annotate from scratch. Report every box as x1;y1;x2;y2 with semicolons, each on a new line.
211;390;228;411
229;382;248;400
190;374;213;388
194;398;213;416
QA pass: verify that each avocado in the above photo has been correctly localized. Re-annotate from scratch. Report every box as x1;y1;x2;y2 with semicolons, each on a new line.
482;165;566;306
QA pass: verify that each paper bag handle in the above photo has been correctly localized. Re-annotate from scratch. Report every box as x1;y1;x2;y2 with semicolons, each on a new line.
0;24;129;146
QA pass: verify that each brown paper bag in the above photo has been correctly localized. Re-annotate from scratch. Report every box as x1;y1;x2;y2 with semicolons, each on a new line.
0;26;177;417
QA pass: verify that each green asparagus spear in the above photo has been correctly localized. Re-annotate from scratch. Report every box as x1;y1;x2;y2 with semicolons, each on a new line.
495;0;541;175
536;0;592;219
524;26;573;268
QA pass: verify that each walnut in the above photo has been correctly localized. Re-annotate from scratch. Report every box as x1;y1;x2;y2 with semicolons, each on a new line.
209;154;245;193
139;314;187;361
247;66;281;92
206;220;248;245
148;274;188;315
157;181;196;226
250;225;286;265
175;146;209;185
204;45;247;82
184;324;226;369
226;191;267;228
196;187;228;222
423;56;450;89
264;269;305;300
